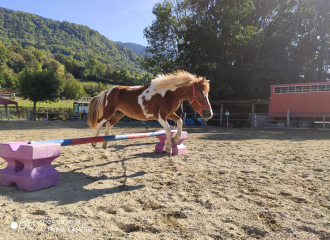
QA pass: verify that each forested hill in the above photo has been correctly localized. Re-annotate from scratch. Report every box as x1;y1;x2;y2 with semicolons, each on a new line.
115;42;146;56
0;7;145;75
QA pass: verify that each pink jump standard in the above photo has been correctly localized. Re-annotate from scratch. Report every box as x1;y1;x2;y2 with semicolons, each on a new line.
0;130;187;191
0;142;60;191
155;130;187;155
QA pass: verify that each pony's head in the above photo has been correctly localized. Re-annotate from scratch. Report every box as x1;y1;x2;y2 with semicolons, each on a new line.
189;77;213;120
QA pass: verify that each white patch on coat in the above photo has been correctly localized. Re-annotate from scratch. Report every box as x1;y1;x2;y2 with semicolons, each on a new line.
105;87;115;107
129;86;141;89
137;82;179;118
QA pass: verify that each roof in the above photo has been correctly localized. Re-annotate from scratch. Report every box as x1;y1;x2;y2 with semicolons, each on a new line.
0;88;16;94
270;82;330;87
0;97;18;106
210;99;270;107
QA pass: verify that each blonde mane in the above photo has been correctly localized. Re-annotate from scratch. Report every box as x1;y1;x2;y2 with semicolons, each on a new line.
151;71;209;92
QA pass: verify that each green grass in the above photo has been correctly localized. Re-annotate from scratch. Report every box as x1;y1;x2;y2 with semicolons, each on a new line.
16;99;79;108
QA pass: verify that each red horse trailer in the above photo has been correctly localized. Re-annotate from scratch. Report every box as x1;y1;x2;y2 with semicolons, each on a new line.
269;82;330;128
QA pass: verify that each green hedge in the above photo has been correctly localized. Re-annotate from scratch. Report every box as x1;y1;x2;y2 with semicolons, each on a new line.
0;106;74;120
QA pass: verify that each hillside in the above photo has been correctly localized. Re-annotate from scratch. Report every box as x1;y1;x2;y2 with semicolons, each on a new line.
115;41;146;56
0;7;146;75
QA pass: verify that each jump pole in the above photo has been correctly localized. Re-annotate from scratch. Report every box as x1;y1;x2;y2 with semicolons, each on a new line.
28;130;167;146
0;130;187;191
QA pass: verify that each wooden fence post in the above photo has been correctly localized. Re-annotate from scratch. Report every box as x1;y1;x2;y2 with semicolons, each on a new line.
220;104;223;127
251;103;255;128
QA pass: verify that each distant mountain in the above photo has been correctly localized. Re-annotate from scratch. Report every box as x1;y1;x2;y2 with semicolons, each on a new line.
0;7;146;75
115;41;146;56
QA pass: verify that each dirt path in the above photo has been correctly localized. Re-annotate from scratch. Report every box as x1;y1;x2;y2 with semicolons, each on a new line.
0;121;329;239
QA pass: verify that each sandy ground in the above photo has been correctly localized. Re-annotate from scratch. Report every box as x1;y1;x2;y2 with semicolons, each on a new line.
0;120;329;240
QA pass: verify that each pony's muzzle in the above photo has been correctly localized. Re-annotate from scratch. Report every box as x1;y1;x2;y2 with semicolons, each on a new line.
202;108;213;120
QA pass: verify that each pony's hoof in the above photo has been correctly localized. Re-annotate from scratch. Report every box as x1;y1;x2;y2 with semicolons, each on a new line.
91;143;96;148
164;145;172;157
103;143;108;149
171;137;177;145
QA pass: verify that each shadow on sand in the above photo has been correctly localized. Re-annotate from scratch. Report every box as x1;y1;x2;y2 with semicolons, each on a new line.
0;150;167;205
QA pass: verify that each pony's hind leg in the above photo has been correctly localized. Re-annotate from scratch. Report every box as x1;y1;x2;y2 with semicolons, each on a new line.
103;121;112;149
103;111;125;149
168;113;182;144
92;119;107;148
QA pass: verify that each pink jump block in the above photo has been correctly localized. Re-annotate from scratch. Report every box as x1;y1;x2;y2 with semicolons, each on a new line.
0;142;61;191
155;130;187;155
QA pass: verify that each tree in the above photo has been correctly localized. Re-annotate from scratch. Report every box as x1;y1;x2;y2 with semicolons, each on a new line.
140;1;186;74
292;0;330;82
65;55;75;73
142;0;330;100
96;62;106;79
18;69;61;120
0;42;8;65
85;58;99;79
7;51;26;73
46;59;65;79
63;79;85;100
22;49;38;69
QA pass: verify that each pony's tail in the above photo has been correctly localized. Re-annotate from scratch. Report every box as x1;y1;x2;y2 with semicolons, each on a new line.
88;90;107;129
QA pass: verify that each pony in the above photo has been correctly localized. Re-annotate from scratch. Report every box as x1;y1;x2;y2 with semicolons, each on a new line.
87;71;213;157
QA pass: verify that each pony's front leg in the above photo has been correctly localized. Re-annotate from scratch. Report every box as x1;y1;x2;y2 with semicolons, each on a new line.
158;116;172;157
168;113;182;144
92;119;107;148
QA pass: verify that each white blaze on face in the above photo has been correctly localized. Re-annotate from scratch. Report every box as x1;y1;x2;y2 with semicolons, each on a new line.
205;92;213;117
201;90;213;116
105;87;115;107
137;82;179;118
207;95;213;116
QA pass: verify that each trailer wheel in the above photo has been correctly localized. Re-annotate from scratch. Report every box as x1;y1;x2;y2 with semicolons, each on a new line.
296;118;311;128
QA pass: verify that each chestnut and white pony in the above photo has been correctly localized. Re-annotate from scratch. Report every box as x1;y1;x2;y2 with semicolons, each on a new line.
87;71;213;156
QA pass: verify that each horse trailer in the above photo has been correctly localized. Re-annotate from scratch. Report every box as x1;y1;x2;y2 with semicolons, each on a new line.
73;102;89;114
269;82;330;128
268;82;330;128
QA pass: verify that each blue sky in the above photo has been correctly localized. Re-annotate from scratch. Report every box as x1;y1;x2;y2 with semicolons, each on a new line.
0;0;161;46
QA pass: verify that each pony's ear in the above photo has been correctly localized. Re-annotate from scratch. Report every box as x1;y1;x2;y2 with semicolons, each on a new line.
202;78;210;84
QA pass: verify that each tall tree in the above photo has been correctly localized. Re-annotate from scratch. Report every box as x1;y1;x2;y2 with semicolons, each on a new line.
141;1;187;74
142;0;330;100
18;69;61;120
292;0;330;82
63;79;85;100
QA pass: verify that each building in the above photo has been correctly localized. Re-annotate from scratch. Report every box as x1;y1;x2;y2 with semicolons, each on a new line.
0;88;16;99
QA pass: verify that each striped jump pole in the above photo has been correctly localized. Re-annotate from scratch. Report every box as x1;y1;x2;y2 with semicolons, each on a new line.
0;130;187;191
28;130;167;146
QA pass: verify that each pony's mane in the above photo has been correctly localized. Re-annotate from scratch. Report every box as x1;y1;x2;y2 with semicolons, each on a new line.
151;71;210;92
